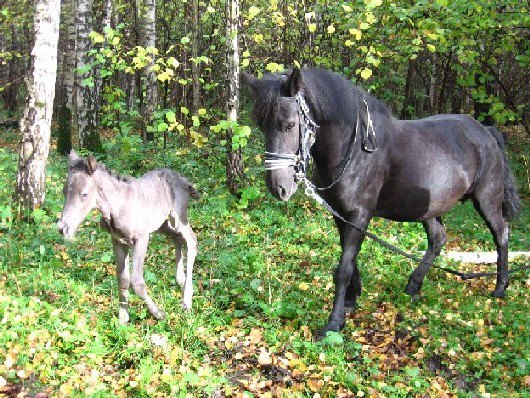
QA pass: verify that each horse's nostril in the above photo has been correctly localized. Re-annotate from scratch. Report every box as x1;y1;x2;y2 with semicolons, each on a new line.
57;221;65;235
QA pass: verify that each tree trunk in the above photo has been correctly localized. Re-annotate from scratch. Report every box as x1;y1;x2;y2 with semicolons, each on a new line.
190;0;200;113
225;0;244;195
75;0;101;151
16;0;61;211
56;0;76;154
138;0;158;142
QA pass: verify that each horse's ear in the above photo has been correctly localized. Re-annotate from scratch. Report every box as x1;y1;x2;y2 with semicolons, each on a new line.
86;154;97;175
241;72;259;96
241;72;257;87
287;68;303;96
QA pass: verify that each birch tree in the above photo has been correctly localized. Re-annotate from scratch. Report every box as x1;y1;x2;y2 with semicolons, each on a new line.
16;0;61;211
138;0;158;141
75;0;101;151
225;0;244;194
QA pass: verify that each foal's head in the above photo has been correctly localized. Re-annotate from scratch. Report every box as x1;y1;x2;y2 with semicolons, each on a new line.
57;150;99;240
243;69;305;201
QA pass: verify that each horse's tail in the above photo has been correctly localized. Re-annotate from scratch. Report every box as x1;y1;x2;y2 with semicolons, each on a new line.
486;126;521;220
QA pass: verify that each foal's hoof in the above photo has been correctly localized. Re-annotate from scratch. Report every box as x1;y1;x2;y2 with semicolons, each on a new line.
153;310;166;320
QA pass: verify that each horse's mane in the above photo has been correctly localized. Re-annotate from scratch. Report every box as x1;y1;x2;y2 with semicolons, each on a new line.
252;68;393;128
70;158;132;183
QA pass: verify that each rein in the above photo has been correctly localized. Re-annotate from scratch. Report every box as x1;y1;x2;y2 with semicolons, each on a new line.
264;94;529;281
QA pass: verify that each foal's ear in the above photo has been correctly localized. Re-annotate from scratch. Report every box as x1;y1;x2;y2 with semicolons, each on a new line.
287;68;303;96
68;149;79;163
86;154;97;175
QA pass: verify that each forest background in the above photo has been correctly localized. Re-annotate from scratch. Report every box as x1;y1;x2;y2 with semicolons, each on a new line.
0;0;529;397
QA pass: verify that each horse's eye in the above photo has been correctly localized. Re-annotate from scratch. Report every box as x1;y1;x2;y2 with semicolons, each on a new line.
80;192;88;199
286;122;296;131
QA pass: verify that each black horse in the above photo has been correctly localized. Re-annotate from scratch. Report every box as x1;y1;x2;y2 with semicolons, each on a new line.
243;68;520;338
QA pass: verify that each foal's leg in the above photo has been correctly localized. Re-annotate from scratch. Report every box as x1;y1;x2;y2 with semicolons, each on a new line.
405;217;446;300
318;211;370;339
178;223;197;310
130;235;165;320
159;220;197;310
113;239;131;324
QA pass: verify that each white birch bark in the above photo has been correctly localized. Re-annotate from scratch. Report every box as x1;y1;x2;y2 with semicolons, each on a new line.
138;0;158;140
225;0;243;194
16;0;61;210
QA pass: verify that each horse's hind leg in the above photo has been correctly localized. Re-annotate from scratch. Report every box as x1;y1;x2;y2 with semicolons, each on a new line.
130;235;165;320
472;192;509;297
405;217;446;300
113;239;131;324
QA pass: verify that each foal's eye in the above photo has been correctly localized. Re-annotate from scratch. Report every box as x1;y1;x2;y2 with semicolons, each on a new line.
286;122;296;131
80;192;89;199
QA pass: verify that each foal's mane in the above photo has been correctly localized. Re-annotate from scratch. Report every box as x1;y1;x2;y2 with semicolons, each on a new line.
252;68;392;129
70;158;132;183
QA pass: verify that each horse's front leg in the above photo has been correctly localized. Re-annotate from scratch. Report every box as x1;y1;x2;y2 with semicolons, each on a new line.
130;235;165;320
317;212;370;339
113;239;130;324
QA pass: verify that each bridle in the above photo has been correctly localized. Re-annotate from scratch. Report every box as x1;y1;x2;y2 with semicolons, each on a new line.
263;93;319;183
261;93;529;281
264;93;378;190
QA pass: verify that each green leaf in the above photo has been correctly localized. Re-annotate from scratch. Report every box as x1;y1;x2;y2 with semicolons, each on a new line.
157;122;169;132
166;111;176;123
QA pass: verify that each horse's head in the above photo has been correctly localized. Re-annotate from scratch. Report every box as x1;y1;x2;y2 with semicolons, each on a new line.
244;68;306;201
57;150;99;240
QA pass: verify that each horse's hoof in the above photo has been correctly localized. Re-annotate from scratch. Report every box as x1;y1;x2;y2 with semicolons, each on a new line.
314;321;344;341
345;303;357;316
491;289;506;299
410;293;422;303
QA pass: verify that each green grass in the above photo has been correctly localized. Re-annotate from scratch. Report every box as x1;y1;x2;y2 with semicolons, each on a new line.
0;128;528;397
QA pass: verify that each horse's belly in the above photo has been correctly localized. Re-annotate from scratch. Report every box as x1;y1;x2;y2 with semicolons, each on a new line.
376;174;471;221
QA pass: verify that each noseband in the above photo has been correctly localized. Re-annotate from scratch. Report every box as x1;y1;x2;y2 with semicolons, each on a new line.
263;93;319;182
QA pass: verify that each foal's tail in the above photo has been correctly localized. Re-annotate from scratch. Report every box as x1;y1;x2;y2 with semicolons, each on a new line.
486;126;521;220
187;184;200;200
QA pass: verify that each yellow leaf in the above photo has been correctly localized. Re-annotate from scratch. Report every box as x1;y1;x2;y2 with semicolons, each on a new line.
298;282;310;291
360;68;372;80
327;25;335;34
308;23;317;33
349;28;362;40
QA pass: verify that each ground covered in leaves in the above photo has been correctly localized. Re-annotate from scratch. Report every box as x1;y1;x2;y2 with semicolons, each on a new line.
0;127;529;397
